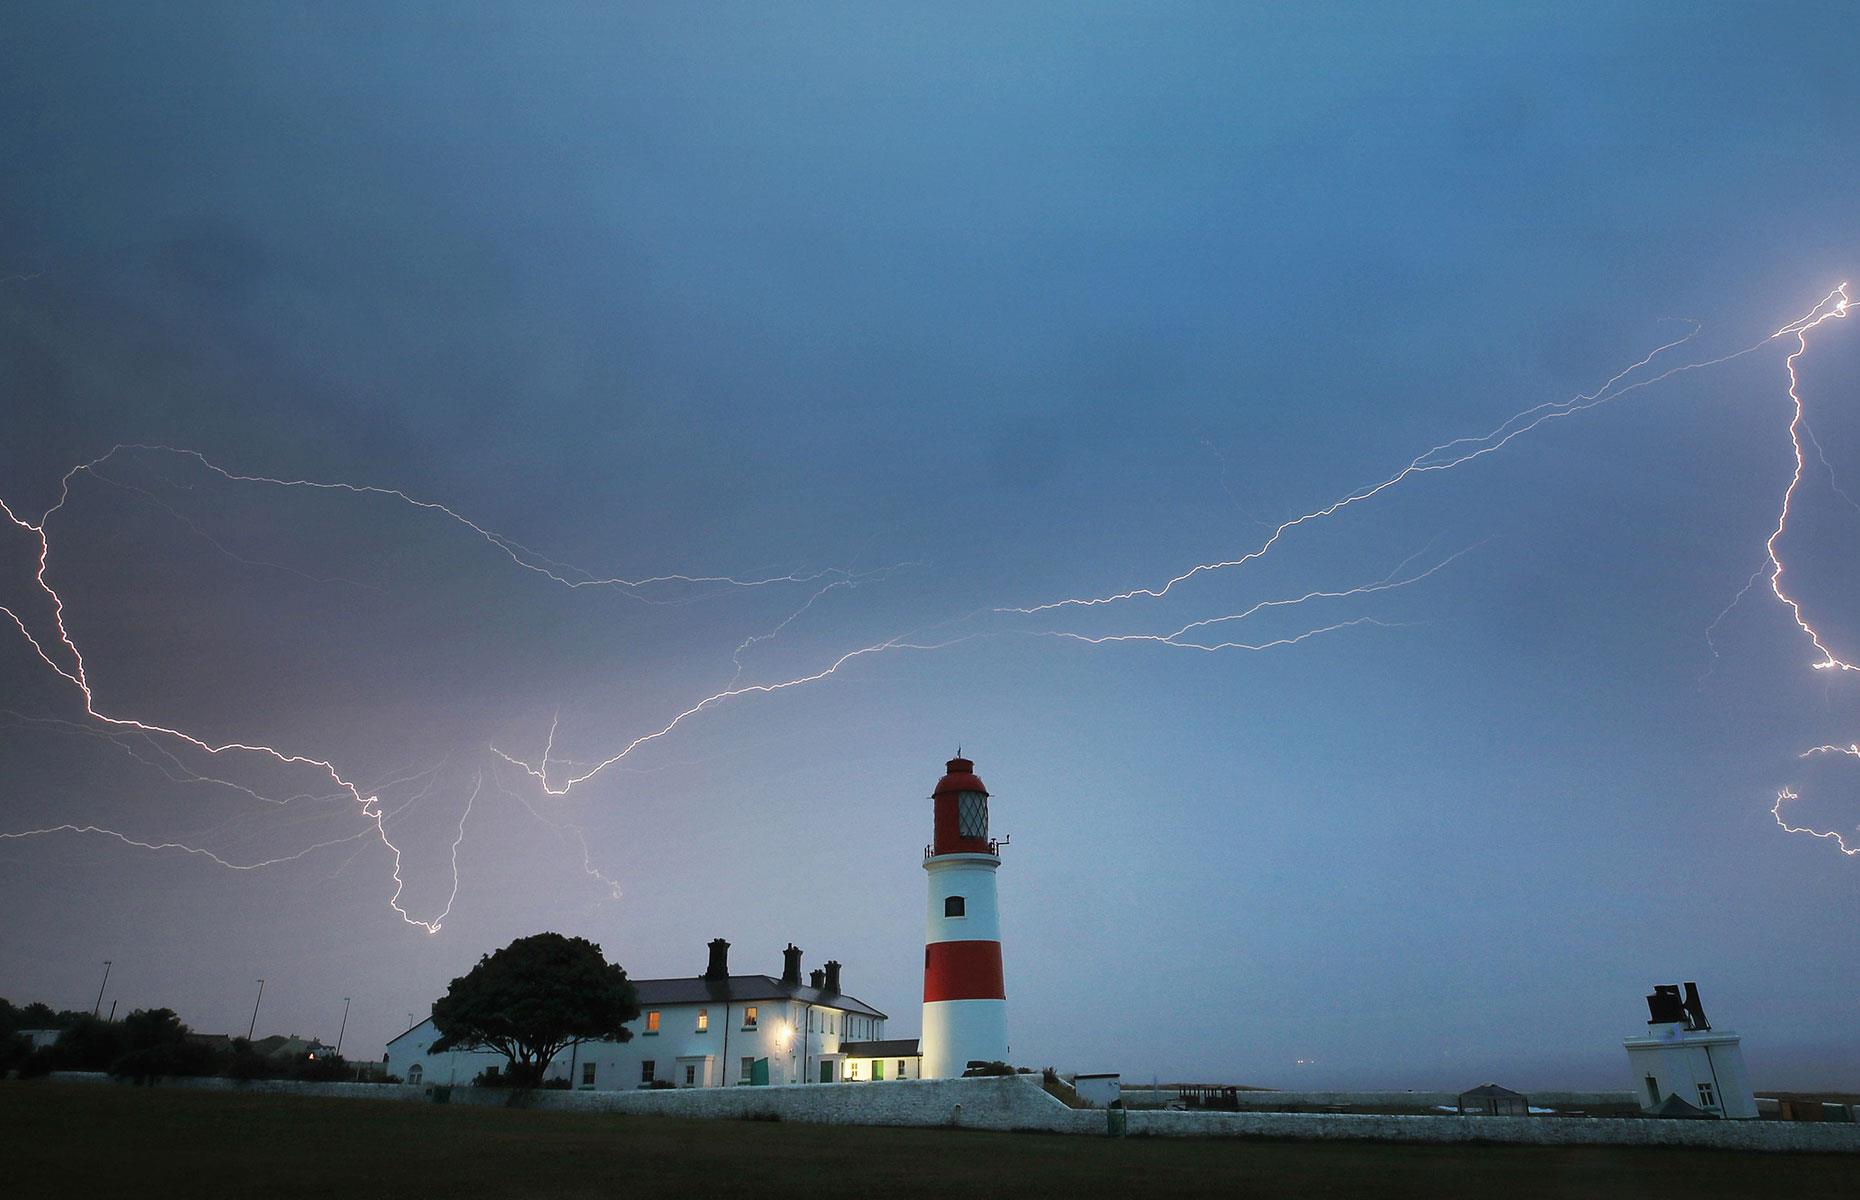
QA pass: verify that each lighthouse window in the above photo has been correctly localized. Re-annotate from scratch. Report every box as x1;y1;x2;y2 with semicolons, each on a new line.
945;895;966;918
957;791;988;838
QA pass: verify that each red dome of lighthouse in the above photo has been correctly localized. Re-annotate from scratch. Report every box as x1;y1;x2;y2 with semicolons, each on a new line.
932;757;988;799
930;756;993;856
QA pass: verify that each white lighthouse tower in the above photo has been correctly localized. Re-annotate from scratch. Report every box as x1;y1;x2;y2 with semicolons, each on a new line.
921;755;1008;1078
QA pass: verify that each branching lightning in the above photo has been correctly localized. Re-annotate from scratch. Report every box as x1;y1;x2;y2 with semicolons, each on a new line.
1757;285;1860;854
6;283;1858;932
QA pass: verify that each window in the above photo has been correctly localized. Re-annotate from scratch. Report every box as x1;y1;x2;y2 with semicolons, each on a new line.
957;790;987;838
847;1060;859;1079
582;1062;596;1086
741;1056;755;1082
945;895;966;918
684;1064;696;1087
898;1060;907;1078
743;1006;758;1029
407;1064;423;1085
645;1010;660;1034
1698;1083;1717;1109
696;1008;708;1032
641;1060;655;1084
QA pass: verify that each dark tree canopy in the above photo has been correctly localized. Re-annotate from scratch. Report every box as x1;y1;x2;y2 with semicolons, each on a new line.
430;932;638;1087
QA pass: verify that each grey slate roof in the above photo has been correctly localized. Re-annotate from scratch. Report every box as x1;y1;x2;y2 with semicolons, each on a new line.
630;974;888;1020
837;1038;921;1058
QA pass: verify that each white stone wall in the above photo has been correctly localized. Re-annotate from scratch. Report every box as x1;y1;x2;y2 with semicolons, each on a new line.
46;1072;1860;1152
1120;1088;1639;1110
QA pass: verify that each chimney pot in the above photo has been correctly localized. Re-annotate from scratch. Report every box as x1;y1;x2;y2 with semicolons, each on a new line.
809;968;826;990
703;938;731;982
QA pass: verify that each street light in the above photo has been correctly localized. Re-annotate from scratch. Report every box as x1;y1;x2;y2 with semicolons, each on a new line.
93;961;112;1018
248;979;266;1039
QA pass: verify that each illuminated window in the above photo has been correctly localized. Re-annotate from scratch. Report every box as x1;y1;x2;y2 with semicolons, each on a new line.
743;1006;758;1029
696;1008;708;1032
645;1010;660;1034
945;895;966;918
847;1060;859;1079
641;1060;655;1084
582;1062;596;1086
957;791;987;838
685;1064;696;1086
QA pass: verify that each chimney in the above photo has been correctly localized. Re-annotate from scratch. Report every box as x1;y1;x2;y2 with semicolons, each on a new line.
703;938;730;982
781;943;803;987
809;968;826;990
823;960;841;994
1681;982;1710;1031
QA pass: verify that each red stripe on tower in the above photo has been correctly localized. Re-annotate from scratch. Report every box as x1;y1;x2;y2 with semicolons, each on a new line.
923;940;1006;1002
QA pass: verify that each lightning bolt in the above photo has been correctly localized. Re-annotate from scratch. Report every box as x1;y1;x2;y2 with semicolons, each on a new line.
1757;284;1859;855
9;284;1858;932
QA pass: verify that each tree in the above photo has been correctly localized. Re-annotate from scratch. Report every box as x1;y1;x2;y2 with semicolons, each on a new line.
430;933;638;1088
119;1008;187;1052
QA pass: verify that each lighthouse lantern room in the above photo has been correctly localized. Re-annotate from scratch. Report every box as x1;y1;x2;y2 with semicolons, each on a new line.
921;755;1009;1078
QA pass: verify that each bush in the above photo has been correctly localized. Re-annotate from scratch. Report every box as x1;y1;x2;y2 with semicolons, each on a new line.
50;1016;127;1072
472;1067;515;1089
539;1077;571;1090
1;1032;30;1074
109;1040;217;1083
962;1060;1016;1077
284;1053;353;1082
648;1078;676;1089
18;1048;56;1079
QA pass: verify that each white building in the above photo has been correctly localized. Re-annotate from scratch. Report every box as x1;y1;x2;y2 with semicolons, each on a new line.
385;939;898;1090
1622;982;1756;1119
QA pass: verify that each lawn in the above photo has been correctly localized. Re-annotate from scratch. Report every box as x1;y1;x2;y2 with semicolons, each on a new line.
5;1081;1852;1199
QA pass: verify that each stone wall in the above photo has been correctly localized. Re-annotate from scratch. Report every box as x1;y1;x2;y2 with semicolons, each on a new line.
42;1072;1860;1152
1119;1088;1637;1110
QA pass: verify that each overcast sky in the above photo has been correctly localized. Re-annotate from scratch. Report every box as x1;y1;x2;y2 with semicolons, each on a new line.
3;3;1858;1089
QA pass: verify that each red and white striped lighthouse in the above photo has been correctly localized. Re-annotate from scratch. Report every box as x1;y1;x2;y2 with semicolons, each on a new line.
921;755;1008;1078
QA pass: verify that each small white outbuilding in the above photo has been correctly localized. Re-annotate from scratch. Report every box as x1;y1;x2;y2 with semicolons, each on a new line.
1622;982;1756;1120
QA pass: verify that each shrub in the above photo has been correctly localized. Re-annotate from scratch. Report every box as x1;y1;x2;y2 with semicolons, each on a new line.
50;1016;127;1072
962;1060;1016;1077
18;1048;56;1079
109;1040;217;1083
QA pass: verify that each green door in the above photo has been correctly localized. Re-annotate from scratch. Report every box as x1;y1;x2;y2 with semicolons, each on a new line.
819;1060;832;1083
872;1060;884;1081
750;1058;770;1086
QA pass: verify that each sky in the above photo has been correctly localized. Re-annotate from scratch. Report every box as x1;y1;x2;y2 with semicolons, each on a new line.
2;3;1858;1090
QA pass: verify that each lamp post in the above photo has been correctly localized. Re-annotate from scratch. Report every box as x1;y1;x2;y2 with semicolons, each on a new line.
248;979;265;1040
335;997;351;1057
92;961;112;1018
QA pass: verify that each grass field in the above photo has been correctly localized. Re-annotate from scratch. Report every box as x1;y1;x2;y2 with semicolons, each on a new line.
6;1081;1853;1199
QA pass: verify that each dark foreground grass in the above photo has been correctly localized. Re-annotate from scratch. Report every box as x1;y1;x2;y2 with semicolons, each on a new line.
5;1081;1851;1200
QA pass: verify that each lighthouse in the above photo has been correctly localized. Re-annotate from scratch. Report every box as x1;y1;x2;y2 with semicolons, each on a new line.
921;755;1008;1078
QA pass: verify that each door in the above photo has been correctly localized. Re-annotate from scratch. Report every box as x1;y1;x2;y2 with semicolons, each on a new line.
820;1060;833;1083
